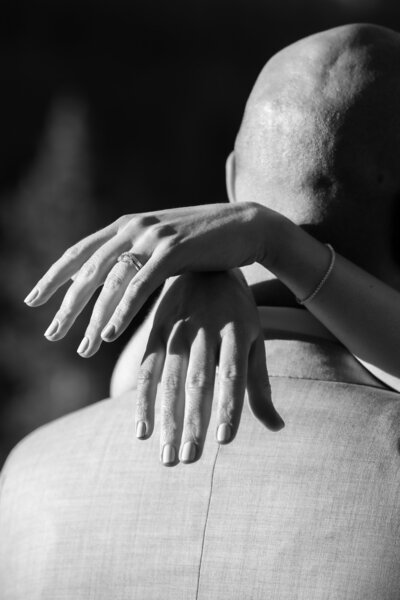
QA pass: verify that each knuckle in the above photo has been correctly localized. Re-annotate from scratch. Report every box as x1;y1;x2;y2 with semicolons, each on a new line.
135;395;149;418
78;259;99;280
127;275;146;295
104;272;124;290
63;244;81;260
160;403;178;438
219;398;236;423
56;305;73;321
115;297;132;318
112;309;126;326
38;272;54;289
136;369;153;388
186;372;213;392
182;423;201;446
116;214;130;227
88;312;103;329
155;224;173;238
185;410;202;433
162;373;182;392
219;368;246;384
148;223;174;243
40;262;62;287
152;235;180;263
138;215;158;229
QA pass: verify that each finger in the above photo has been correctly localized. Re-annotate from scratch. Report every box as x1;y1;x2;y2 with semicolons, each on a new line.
216;327;249;444
101;246;175;342
159;322;188;467
247;334;285;431
77;258;142;357
24;223;118;307
179;329;216;464
44;236;127;341
135;332;166;440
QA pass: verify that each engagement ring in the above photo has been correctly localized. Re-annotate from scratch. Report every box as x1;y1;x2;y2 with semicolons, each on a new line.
117;251;144;272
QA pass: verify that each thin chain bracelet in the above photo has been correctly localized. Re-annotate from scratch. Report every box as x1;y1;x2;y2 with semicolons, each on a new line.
296;244;336;305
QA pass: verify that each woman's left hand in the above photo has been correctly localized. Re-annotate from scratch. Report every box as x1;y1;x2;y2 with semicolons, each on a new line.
24;202;282;355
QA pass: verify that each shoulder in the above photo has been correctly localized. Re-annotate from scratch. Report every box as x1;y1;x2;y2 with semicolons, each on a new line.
0;393;134;496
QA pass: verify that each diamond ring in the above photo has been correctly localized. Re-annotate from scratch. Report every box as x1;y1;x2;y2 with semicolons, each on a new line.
117;251;144;272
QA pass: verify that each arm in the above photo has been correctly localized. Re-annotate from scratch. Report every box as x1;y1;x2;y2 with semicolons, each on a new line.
25;202;400;380
260;213;400;381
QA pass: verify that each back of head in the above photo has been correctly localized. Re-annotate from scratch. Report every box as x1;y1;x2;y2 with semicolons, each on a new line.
234;24;400;281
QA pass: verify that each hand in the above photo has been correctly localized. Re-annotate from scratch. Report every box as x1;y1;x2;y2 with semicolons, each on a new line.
24;203;282;356
135;271;284;466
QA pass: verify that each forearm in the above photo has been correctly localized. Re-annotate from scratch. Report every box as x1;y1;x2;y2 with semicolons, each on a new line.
261;212;400;378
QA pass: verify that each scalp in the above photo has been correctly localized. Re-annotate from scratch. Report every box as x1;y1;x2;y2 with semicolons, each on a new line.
234;24;400;273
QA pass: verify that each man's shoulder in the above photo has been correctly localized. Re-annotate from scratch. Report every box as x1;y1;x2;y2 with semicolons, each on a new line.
1;393;133;484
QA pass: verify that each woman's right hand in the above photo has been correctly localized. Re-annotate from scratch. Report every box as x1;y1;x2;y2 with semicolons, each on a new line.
134;270;284;467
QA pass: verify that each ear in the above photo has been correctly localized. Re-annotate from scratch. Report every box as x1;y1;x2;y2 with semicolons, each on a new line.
225;151;236;203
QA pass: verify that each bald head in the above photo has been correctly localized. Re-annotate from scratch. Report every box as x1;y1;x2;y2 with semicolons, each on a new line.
233;24;400;279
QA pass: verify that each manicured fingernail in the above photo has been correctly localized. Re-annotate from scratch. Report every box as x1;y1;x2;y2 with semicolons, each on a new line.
181;442;197;463
217;423;231;444
162;444;176;465
77;337;90;356
101;323;116;341
24;288;39;304
136;421;147;438
44;319;60;338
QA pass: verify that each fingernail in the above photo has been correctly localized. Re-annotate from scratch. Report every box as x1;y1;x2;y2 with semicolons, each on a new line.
162;444;176;466
217;423;231;444
44;319;60;338
24;288;39;305
77;337;90;356
181;442;197;463
136;421;147;438
101;323;116;341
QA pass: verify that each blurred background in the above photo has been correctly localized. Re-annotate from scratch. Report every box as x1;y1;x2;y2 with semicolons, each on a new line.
1;0;400;467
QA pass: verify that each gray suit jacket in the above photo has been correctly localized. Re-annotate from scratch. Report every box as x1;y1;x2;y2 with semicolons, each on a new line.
1;331;399;599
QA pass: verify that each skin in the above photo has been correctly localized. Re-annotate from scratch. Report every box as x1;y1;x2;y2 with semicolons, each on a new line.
234;23;400;281
25;202;287;468
25;23;400;465
134;272;282;465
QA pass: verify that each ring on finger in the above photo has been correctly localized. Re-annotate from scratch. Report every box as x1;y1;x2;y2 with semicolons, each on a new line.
117;251;144;272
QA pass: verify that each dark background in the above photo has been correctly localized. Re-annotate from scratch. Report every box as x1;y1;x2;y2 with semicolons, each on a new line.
1;0;400;467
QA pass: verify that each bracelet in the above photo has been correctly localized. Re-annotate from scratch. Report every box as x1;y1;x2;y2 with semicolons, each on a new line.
296;244;336;305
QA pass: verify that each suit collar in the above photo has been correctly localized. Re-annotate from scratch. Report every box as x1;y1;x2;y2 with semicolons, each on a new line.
258;307;387;389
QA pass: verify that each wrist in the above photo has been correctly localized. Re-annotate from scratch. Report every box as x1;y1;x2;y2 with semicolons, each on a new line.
259;215;334;302
254;203;292;271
